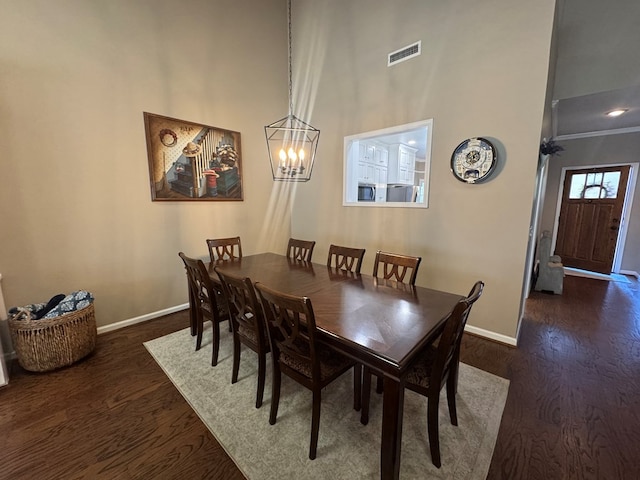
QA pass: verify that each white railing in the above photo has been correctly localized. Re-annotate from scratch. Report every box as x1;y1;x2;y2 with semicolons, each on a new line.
190;128;223;195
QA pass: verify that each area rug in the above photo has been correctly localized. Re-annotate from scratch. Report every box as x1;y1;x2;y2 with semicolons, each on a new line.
144;325;509;480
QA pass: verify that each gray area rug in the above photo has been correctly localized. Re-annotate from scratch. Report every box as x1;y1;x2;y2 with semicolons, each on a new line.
145;325;509;479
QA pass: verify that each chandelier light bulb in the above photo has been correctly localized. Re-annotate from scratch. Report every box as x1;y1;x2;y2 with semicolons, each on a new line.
288;147;297;161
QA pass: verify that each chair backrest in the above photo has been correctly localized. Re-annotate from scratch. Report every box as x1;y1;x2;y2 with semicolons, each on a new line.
326;244;366;274
179;252;223;321
432;281;484;385
254;282;320;380
287;238;316;262
372;250;422;285
215;268;265;342
207;236;242;262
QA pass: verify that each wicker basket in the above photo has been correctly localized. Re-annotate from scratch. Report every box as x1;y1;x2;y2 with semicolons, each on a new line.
8;303;97;372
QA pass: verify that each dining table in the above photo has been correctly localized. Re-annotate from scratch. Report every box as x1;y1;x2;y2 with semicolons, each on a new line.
209;252;462;480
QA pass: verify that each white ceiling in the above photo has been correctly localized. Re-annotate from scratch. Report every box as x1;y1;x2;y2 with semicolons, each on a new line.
554;84;640;138
356;123;430;159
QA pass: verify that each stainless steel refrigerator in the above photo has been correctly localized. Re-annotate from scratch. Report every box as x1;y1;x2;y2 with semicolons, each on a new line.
386;185;415;202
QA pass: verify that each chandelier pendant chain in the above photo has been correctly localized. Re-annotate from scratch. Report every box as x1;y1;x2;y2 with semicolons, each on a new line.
264;0;320;182
287;0;293;117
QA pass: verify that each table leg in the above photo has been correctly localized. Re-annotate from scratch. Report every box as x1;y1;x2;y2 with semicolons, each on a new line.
380;376;404;480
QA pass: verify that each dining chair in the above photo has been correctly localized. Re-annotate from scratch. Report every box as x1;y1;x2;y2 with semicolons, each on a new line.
254;282;361;460
360;280;484;468
371;250;422;393
215;268;270;409
326;244;366;274
206;236;242;262
372;250;422;285
178;252;230;366
287;238;316;262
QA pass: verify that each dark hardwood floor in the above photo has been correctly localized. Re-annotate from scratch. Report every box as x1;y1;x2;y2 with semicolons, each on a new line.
481;274;640;480
0;274;638;479
0;310;244;480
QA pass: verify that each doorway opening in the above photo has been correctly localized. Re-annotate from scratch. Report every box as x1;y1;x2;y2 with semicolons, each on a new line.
552;163;638;276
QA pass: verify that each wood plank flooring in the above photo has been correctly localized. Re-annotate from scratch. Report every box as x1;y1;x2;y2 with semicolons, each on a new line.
0;274;638;479
0;310;244;480
483;274;640;480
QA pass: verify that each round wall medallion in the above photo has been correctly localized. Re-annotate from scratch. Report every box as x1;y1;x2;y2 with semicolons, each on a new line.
451;137;497;183
159;129;178;147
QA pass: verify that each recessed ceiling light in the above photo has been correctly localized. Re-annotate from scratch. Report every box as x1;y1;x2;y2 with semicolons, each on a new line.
606;109;628;117
408;140;416;145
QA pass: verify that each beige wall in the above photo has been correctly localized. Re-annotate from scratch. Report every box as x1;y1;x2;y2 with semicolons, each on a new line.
0;0;291;339
290;0;557;341
0;0;559;348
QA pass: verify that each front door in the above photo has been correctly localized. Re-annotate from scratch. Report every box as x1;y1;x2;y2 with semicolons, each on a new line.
555;165;630;274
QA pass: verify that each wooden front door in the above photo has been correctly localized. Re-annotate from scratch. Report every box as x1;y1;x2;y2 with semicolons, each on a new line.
555;165;630;274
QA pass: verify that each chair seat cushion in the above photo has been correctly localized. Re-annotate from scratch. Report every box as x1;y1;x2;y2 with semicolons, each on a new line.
201;301;213;316
200;296;229;321
280;344;352;381
238;324;258;343
405;345;437;388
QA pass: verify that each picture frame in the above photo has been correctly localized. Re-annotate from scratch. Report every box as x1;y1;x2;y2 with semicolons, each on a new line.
143;112;243;201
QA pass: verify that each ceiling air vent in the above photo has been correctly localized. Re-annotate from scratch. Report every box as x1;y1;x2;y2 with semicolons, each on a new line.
388;41;421;67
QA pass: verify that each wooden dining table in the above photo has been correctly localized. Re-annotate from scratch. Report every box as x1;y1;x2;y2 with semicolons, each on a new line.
209;252;462;480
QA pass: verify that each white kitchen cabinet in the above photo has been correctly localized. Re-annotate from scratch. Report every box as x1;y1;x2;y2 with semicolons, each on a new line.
359;142;375;164
357;161;376;184
359;141;388;167
388;144;417;185
357;141;388;186
373;144;389;168
374;165;387;202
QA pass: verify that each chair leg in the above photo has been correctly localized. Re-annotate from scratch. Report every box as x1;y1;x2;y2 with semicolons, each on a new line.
360;366;372;425
446;374;458;426
427;393;442;468
376;374;383;394
256;352;266;409
195;314;204;351
231;334;241;383
211;321;220;366
310;389;321;460
269;363;281;425
451;351;460;395
353;364;362;411
188;289;197;336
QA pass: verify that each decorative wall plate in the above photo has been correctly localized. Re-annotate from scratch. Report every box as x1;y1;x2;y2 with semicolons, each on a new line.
451;137;497;183
159;129;177;147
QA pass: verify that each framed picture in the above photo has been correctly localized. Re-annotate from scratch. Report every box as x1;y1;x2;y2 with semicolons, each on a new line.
143;112;243;201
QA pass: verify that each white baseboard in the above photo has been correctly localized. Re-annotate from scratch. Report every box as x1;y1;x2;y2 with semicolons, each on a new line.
3;303;516;366
1;304;190;364
465;324;517;346
96;303;189;335
620;269;640;279
565;267;638;282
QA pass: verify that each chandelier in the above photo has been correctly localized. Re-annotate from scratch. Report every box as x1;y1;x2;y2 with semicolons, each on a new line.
264;0;320;182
